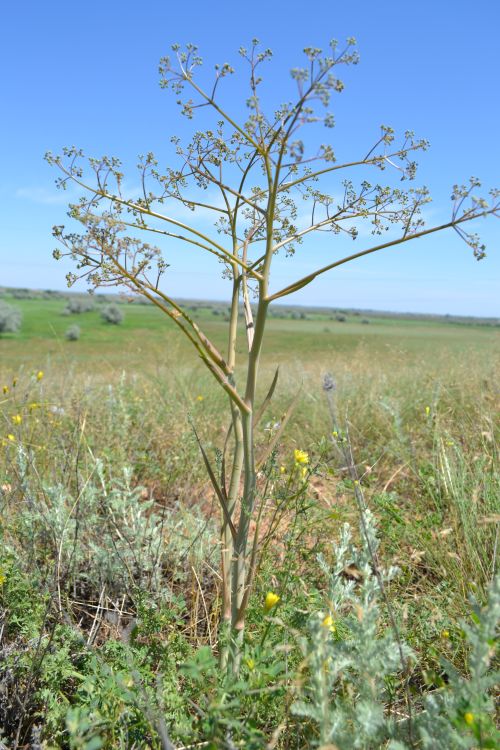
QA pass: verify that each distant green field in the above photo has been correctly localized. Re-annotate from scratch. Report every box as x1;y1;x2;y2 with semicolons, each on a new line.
1;293;498;377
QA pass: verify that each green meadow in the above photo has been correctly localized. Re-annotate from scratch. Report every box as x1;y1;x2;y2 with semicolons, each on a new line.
2;293;498;371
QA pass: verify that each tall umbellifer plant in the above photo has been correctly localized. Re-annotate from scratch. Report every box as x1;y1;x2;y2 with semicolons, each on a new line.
46;39;499;671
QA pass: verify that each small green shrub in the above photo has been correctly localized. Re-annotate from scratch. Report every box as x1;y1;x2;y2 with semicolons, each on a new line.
65;324;81;341
101;304;124;325
65;297;95;314
0;301;22;334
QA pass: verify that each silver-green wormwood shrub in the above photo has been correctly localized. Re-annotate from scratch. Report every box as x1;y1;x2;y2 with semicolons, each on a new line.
0;300;22;334
293;509;499;749
101;303;125;325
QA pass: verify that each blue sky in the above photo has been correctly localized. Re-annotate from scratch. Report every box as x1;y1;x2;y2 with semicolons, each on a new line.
1;0;498;315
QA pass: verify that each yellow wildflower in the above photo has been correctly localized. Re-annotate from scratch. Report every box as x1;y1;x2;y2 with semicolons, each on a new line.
0;569;5;586
7;434;15;442
11;414;22;425
425;406;431;416
279;465;286;474
294;449;309;465
464;712;474;726
36;371;44;381
264;592;280;612
322;614;336;633
196;395;204;401
28;403;40;412
441;629;450;639
301;466;308;479
2;385;9;395
245;657;255;671
12;378;17;388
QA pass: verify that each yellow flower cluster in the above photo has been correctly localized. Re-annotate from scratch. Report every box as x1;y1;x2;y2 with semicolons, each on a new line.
264;591;280;611
322;614;336;633
294;449;309;465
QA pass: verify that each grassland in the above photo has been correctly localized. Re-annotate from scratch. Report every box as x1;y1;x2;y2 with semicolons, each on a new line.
0;290;498;748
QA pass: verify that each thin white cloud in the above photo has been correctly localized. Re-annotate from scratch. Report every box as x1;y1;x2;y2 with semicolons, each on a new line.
15;186;72;205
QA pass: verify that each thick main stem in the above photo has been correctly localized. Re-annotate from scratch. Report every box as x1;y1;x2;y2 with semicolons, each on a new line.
228;293;270;672
227;145;277;672
220;272;245;669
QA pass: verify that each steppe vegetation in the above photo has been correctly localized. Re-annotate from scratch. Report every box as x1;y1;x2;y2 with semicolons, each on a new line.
1;35;499;749
0;292;498;748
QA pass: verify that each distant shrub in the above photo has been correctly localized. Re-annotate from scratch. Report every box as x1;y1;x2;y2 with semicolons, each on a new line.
10;288;33;300
0;301;22;334
65;324;81;341
335;314;346;322
43;289;64;299
101;303;124;325
65;297;95;314
361;318;370;324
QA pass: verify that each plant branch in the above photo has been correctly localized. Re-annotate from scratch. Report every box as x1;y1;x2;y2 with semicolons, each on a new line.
268;209;498;302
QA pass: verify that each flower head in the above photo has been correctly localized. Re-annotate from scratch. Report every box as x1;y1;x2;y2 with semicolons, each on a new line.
264;591;280;612
11;414;22;425
464;712;474;726
294;449;309;465
36;371;44;381
322;614;336;633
